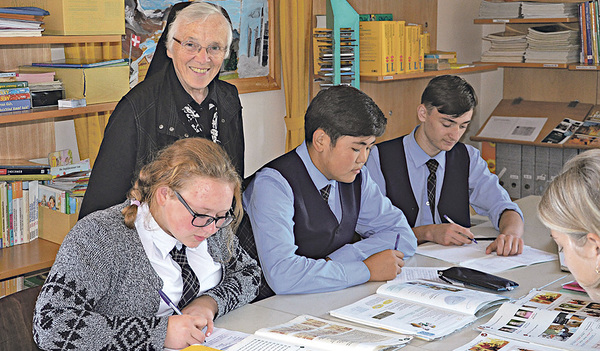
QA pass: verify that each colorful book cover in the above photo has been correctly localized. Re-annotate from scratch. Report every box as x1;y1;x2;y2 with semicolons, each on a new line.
0;98;30;112
7;182;12;246
0;80;27;89
12;180;22;245
0;92;30;101
28;180;38;241
0;182;5;247
22;182;29;243
0;87;29;95
38;184;65;213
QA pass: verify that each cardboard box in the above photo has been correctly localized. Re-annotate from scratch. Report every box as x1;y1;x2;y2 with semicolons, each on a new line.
20;65;129;104
38;206;77;245
0;0;125;35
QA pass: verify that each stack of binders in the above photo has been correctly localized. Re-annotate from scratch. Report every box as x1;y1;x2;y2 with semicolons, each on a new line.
0;77;31;112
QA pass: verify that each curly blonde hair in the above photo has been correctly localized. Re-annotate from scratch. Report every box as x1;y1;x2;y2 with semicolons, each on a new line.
122;138;242;252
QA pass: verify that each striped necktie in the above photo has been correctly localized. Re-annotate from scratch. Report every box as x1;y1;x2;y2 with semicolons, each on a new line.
169;245;200;310
425;159;439;223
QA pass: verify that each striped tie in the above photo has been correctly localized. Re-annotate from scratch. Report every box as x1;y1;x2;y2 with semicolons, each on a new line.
170;245;200;310
425;159;439;223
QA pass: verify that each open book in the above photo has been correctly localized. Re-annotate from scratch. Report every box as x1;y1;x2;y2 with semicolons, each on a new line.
477;289;600;350
228;315;412;351
416;242;556;273
329;280;510;341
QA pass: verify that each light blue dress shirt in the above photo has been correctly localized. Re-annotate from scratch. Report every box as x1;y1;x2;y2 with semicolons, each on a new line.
243;142;416;294
366;126;523;229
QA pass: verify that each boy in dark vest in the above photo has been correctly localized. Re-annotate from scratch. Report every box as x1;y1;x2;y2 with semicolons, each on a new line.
242;85;416;297
366;75;524;256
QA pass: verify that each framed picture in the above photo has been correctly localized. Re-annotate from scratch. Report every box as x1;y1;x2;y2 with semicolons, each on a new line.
124;0;280;94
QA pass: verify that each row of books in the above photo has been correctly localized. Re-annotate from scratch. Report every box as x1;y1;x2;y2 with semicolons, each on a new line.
0;78;31;112
0;6;49;37
0;179;85;248
0;271;47;298
358;20;430;76
580;1;600;65
479;0;578;19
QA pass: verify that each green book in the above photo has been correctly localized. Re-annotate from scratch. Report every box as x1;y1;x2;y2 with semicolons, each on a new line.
0;80;28;89
359;13;393;21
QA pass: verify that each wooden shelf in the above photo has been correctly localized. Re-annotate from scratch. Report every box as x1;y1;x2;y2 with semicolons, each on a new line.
359;64;497;82
474;61;571;69
568;64;600;71
474;17;578;24
0;239;59;281
0;35;122;46
0;102;118;125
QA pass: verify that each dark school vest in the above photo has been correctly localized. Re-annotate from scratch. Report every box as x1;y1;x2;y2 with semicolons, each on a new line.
377;136;471;227
266;151;362;259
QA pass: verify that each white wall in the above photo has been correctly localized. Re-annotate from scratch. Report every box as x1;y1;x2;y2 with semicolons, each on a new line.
437;0;504;149
240;86;287;177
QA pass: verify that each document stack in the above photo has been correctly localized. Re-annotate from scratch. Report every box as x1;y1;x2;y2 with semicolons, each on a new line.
521;2;579;19
0;7;49;37
524;25;580;64
0;79;31;112
478;0;521;19
481;30;527;63
313;28;356;89
312;0;359;90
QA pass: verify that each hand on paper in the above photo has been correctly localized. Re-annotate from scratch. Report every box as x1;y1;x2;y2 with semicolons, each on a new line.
365;249;405;281
486;233;524;256
413;223;475;246
486;209;524;256
181;295;218;335
165;314;209;349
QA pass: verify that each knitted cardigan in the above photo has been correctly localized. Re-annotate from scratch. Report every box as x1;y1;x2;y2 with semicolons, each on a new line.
33;202;261;350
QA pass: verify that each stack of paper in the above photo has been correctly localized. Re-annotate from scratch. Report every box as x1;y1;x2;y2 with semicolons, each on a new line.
521;2;579;19
0;7;49;37
478;0;522;19
481;30;527;63
525;25;580;63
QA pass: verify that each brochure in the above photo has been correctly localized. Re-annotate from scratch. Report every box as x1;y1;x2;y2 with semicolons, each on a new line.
228;315;412;351
477;289;600;350
329;280;509;341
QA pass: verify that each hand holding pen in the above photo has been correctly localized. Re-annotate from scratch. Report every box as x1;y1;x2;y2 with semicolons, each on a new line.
443;215;478;244
160;290;210;348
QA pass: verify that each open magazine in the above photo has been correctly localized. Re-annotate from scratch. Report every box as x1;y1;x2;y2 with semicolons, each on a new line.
477;289;600;350
452;332;561;351
329;280;510;341
228;315;412;351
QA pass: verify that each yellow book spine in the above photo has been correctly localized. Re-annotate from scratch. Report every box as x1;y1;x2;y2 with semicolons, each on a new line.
396;21;405;74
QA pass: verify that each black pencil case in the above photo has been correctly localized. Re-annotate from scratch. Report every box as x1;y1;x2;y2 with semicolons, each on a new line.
438;267;519;291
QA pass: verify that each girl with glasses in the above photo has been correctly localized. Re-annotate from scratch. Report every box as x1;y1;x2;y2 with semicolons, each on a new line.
33;138;260;350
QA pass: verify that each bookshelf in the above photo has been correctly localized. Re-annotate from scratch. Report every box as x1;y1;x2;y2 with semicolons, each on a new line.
0;34;123;286
0;239;59;281
475;1;599;105
312;0;495;141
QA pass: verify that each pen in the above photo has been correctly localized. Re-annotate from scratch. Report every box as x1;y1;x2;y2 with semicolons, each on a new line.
158;289;182;315
394;234;400;250
443;215;478;244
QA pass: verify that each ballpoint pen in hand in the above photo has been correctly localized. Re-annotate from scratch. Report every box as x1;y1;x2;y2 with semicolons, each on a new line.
443;214;478;244
159;289;182;315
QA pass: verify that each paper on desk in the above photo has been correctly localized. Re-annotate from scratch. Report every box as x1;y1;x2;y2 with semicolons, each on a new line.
478;116;547;142
164;327;249;351
416;243;556;273
388;266;450;284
